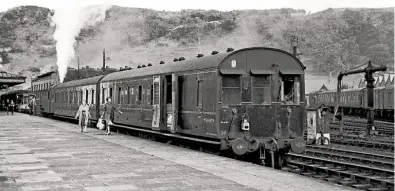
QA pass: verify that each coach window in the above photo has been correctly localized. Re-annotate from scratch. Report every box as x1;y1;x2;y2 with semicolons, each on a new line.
109;87;113;101
221;75;241;105
102;88;106;104
127;86;131;104
149;85;153;105
124;87;128;105
131;87;135;105
118;87;122;104
85;89;89;103
197;80;203;107
91;90;95;104
137;85;143;105
69;91;72;103
251;75;271;104
280;73;301;105
147;85;152;105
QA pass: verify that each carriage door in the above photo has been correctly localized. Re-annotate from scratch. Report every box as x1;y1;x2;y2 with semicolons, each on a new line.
170;74;179;133
152;76;161;130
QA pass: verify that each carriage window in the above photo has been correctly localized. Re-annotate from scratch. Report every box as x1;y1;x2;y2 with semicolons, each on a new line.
252;75;271;104
118;87;122;104
138;85;143;105
282;75;300;105
197;80;203;107
69;92;72;103
80;91;83;104
109;87;113;100
150;85;153;105
221;75;241;105
91;90;95;104
131;87;135;105
85;90;89;103
153;83;159;105
127;87;131;104
147;85;152;105
102;88;106;103
124;88;128;105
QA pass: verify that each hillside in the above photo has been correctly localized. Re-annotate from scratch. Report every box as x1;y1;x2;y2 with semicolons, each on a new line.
0;6;393;92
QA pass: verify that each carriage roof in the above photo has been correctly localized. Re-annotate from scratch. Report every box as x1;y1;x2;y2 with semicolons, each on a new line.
101;52;229;83
101;47;305;83
54;75;105;89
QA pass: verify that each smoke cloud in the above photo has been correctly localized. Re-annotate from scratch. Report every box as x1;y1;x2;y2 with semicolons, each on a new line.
51;4;112;83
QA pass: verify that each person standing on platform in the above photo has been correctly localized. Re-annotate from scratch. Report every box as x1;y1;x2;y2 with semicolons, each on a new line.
9;100;15;115
5;99;10;115
75;100;91;133
28;96;34;116
101;97;122;135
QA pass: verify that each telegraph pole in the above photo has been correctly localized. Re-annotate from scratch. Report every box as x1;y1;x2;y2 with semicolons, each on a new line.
77;57;80;80
102;48;106;73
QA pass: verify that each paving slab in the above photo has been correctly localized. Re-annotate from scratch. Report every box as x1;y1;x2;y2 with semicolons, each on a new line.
0;112;359;191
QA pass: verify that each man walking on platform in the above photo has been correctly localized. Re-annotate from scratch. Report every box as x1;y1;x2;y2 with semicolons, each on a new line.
9;100;15;115
28;96;36;116
6;99;10;115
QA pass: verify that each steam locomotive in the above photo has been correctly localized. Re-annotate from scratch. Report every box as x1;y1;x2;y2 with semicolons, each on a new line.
22;47;308;168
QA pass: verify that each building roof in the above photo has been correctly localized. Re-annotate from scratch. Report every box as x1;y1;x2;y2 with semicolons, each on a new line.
0;71;25;79
0;71;26;89
37;71;56;78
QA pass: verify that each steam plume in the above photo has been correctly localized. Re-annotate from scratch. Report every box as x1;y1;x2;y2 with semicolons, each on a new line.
51;4;112;83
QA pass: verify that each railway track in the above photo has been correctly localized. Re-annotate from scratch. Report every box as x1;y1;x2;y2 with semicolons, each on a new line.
328;116;394;137
330;134;394;152
51;114;395;191
285;145;394;191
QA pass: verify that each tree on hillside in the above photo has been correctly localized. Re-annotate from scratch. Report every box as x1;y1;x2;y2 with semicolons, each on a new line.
366;44;391;65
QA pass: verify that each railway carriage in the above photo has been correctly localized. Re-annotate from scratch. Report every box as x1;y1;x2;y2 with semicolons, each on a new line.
27;46;306;169
309;77;394;119
99;47;306;168
0;89;32;113
52;75;104;120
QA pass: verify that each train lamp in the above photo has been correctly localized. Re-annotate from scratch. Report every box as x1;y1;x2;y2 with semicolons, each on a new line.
291;36;298;56
241;113;250;131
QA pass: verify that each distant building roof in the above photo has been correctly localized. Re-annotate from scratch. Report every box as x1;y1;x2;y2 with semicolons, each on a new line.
0;71;26;89
36;70;56;78
0;71;25;79
318;84;328;92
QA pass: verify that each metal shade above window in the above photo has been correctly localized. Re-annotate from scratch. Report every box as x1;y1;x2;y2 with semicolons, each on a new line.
220;69;245;75
279;69;304;75
250;69;275;75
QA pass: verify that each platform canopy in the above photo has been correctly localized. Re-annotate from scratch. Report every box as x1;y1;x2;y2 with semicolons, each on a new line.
0;71;26;90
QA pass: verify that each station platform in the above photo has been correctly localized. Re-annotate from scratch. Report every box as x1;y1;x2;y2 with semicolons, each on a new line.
0;112;358;191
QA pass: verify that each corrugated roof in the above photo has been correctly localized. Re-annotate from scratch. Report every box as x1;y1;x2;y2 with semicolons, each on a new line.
101;53;230;82
55;75;104;89
1;89;31;95
37;71;56;78
0;71;26;79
